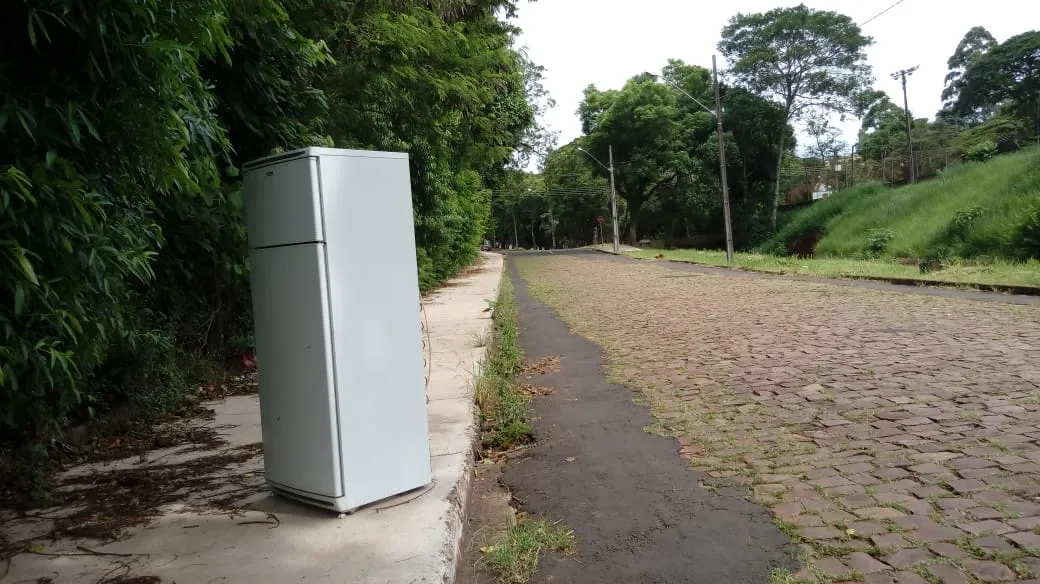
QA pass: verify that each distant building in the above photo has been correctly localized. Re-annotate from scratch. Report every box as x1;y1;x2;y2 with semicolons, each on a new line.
786;183;832;204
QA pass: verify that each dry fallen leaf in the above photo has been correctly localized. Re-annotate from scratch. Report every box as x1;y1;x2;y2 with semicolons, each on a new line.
479;545;497;554
521;356;561;375
518;382;553;396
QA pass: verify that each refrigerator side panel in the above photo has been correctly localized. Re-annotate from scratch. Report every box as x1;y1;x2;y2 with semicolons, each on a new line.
244;156;324;248
250;244;344;498
320;154;431;508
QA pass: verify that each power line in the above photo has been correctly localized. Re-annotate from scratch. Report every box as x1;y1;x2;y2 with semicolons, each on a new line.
859;0;909;27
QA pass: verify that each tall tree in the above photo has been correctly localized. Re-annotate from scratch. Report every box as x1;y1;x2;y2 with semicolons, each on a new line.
718;4;873;227
941;27;998;114
578;79;691;242
950;31;1040;131
511;48;559;169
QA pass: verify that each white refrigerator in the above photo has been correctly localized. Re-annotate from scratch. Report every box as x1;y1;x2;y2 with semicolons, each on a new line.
243;147;430;513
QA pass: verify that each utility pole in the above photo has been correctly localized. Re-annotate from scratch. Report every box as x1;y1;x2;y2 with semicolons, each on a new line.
653;64;733;266
891;66;919;183
712;55;735;267
577;146;620;254
850;144;856;187
607;145;620;254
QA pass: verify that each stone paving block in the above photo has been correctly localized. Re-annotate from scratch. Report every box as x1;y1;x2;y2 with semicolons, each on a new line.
893;571;930;584
972;535;1016;554
810;475;851;488
800;526;845;539
825;484;867;497
847;520;886;537
966;507;1002;519
866;573;897;584
908;523;965;542
874;467;912;481
1008;516;1040;530
872;533;910;549
849;473;882;486
961;559;1016;582
837;462;876;475
958;467;1003;479
959;520;1014;535
845;552;892;574
929;542;969;560
1007;530;1040;550
911;485;950;498
909;463;948;474
858;505;908;519
947;479;986;494
949;457;998;470
883;548;935;570
814;557;850;577
927;563;969;584
772;502;803;518
901;499;935;516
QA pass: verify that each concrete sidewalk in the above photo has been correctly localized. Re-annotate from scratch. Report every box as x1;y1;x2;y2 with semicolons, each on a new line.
1;253;502;584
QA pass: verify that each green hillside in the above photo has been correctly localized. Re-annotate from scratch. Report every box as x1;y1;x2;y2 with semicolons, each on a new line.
760;147;1040;261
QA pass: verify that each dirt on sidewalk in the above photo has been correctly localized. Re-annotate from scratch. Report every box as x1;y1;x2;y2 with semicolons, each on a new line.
500;262;796;583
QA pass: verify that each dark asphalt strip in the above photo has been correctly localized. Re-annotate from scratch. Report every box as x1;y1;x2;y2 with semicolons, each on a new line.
502;261;796;584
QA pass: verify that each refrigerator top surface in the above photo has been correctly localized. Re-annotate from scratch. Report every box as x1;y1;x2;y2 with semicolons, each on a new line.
243;147;408;172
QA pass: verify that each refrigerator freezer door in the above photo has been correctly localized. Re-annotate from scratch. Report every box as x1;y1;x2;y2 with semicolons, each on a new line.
250;243;343;498
244;156;324;249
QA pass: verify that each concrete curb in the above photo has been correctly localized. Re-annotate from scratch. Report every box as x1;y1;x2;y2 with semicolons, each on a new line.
645;256;1040;296
424;252;503;583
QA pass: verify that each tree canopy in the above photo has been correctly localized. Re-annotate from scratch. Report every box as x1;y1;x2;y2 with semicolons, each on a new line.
941;26;998;113
717;3;873;226
948;31;1040;130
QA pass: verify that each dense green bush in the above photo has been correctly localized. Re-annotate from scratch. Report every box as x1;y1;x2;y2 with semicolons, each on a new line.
965;140;998;162
865;228;896;256
1017;199;1040;259
1;0;537;459
1;0;234;439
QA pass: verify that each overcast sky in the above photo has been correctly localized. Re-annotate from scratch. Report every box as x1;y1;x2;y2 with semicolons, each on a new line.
512;0;1027;155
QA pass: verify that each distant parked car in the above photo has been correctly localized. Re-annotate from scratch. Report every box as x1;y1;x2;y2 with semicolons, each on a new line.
480;240;490;251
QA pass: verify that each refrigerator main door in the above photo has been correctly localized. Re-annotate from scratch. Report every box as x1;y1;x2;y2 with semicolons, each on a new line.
250;243;343;498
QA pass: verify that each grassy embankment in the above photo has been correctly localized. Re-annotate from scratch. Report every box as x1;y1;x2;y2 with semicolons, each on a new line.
637;147;1040;288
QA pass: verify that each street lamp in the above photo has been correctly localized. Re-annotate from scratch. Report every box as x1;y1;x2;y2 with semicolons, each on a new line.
576;146;620;254
647;55;734;267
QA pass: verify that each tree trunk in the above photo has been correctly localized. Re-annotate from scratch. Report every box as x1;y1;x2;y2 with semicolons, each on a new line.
771;132;786;228
627;200;642;243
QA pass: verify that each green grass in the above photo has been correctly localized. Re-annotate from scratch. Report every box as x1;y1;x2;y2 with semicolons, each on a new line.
479;511;575;583
475;275;533;451
759;147;1040;260
630;249;1040;288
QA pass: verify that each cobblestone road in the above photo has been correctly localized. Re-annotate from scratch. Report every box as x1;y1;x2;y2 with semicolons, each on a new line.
516;254;1040;584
